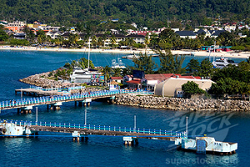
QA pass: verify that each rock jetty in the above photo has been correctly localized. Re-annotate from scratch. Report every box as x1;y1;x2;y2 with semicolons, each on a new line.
19;72;103;94
19;71;80;88
115;94;250;112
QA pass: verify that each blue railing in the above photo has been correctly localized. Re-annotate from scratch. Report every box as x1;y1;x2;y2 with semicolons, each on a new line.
30;85;84;92
0;89;152;109
0;119;185;137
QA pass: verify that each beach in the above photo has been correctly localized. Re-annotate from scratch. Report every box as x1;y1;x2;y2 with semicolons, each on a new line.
0;45;250;58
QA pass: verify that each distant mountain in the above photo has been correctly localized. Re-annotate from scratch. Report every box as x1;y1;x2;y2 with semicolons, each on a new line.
1;0;249;27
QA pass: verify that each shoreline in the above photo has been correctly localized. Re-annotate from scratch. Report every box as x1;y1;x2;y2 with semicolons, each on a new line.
115;94;250;112
0;45;250;58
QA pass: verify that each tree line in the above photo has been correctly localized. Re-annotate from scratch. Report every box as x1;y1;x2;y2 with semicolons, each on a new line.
1;0;250;29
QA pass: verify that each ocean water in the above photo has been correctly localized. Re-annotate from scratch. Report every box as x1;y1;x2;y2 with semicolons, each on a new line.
0;50;249;167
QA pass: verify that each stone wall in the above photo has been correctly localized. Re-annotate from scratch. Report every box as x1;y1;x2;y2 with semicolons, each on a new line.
19;72;81;88
115;94;250;112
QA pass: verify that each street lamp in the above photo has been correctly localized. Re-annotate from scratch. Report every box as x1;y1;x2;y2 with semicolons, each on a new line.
84;108;87;128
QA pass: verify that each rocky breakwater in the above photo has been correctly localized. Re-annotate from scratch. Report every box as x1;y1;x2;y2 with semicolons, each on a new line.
19;72;80;88
115;94;250;112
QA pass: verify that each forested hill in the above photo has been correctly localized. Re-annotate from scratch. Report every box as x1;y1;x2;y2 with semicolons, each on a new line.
1;0;250;27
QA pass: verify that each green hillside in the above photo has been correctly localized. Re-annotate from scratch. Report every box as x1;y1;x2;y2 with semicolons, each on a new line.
1;0;250;27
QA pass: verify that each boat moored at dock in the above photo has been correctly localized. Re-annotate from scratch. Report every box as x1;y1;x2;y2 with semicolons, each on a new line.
212;57;238;68
175;136;238;155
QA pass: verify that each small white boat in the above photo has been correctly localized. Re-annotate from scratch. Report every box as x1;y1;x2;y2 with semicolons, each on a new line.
212;57;238;68
111;58;126;69
122;54;140;59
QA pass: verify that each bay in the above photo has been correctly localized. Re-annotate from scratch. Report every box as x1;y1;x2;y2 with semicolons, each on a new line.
0;50;248;167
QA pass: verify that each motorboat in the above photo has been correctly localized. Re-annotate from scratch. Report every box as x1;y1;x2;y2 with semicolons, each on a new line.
111;58;126;69
122;54;140;59
212;57;238;68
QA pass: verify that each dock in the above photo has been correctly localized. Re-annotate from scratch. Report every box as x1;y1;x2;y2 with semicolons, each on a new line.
0;120;238;154
1;89;151;113
15;88;67;96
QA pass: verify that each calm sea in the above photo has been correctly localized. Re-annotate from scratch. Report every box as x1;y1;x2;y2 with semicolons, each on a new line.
0;50;248;167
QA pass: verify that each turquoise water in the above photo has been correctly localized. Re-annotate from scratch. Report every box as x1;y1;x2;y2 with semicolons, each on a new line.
0;50;249;167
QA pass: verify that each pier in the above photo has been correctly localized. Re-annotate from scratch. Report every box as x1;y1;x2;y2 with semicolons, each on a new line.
1;89;150;113
0;120;238;154
15;88;66;96
0;119;182;145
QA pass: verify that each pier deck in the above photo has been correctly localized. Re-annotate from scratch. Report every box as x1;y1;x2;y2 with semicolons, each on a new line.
1;89;150;111
29;125;176;141
15;88;66;96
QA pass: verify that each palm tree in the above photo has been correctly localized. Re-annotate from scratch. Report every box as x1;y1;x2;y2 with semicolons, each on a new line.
91;35;97;47
69;33;79;46
97;37;103;47
46;35;52;45
113;68;121;77
145;33;150;51
155;49;185;74
102;66;111;84
37;35;42;45
102;34;108;47
110;35;117;48
55;35;63;46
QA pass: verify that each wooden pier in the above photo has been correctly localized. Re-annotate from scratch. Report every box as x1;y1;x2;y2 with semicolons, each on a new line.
0;120;181;146
28;125;176;141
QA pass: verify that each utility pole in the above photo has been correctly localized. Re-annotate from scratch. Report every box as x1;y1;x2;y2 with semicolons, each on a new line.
84;108;87;128
36;107;38;125
88;37;90;69
134;115;136;133
186;117;188;138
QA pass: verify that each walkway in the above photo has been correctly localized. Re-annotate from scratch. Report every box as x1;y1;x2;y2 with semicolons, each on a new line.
0;89;152;111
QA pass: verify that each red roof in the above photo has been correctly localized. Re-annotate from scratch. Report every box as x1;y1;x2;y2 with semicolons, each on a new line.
126;73;202;83
125;75;133;78
144;73;175;81
111;77;123;80
126;79;141;84
176;76;201;79
194;76;201;79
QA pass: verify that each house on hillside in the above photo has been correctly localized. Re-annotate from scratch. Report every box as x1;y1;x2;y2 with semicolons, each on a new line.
196;29;211;38
13;33;26;39
210;30;225;38
46;31;62;39
126;34;145;44
176;31;197;39
110;77;123;83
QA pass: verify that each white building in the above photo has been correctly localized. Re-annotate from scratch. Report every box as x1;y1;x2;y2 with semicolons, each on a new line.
154;77;213;97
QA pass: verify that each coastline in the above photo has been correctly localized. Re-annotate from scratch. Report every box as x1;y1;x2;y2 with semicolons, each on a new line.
115;94;250;112
1;45;250;58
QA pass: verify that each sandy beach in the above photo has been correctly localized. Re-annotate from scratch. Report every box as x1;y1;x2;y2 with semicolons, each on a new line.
0;45;250;58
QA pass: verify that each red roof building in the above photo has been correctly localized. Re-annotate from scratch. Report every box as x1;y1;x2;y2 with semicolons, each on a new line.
126;79;141;89
111;77;123;83
125;73;203;90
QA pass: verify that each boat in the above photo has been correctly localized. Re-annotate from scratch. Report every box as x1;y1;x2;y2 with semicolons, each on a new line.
212;57;238;68
70;68;102;83
175;136;238;155
70;38;103;84
122;53;140;59
111;58;126;69
0;122;35;136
